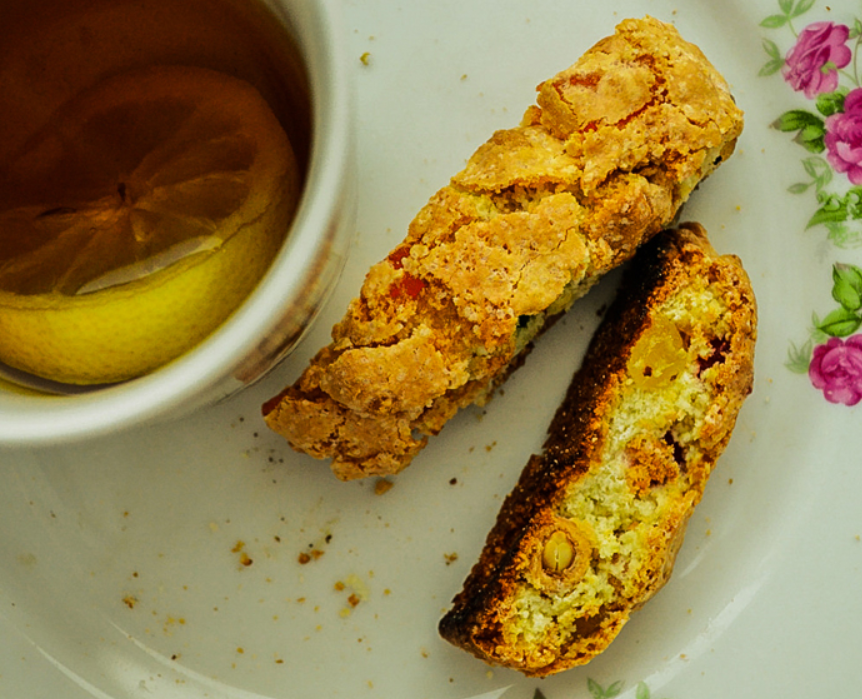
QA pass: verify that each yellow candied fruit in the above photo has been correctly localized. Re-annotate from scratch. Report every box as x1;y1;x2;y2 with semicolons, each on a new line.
627;316;687;390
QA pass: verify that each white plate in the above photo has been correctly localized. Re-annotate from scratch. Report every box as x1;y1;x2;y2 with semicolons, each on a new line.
2;1;861;697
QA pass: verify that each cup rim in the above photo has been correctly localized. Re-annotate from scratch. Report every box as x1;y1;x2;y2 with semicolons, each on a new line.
0;0;352;447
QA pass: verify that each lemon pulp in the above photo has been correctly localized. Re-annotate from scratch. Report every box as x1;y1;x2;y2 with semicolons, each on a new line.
0;65;300;385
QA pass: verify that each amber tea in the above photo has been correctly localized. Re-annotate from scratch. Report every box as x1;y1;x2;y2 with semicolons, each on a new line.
0;0;312;386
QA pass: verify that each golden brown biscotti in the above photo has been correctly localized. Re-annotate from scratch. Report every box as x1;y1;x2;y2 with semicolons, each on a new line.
262;17;745;480
437;223;757;676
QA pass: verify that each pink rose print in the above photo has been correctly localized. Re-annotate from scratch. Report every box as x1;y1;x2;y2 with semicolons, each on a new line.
825;89;862;185
782;22;852;98
809;334;862;406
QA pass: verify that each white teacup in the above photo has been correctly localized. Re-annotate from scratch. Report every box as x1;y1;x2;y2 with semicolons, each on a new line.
0;0;353;445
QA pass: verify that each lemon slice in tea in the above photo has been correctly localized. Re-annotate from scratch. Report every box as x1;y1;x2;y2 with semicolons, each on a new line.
0;65;300;385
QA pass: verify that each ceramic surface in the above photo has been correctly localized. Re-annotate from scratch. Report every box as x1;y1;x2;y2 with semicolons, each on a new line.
1;1;860;698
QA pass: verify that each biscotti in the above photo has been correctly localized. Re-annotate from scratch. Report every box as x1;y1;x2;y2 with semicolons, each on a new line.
437;223;756;676
263;17;745;480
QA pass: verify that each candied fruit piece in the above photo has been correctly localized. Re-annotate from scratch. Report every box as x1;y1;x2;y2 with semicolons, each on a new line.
627;315;687;389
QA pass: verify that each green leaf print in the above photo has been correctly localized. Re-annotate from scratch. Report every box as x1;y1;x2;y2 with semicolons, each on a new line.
815;89;848;117
772;110;826;152
817;307;862;337
832;263;862;310
786;338;813;373
587;678;624;699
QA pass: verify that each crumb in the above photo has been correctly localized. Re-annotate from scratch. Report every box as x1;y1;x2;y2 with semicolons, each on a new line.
360;52;371;66
298;548;324;565
374;478;394;495
239;553;253;567
449;477;458;485
444;552;459;565
348;594;361;608
334;581;346;591
485;441;497;452
122;595;137;609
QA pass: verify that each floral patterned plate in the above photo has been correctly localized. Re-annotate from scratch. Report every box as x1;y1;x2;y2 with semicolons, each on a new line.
1;2;860;699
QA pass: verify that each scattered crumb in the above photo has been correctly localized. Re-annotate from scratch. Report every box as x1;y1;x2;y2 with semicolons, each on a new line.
298;549;324;565
334;574;371;617
374;478;394;495
485;441;497;452
444;552;459;566
230;540;254;567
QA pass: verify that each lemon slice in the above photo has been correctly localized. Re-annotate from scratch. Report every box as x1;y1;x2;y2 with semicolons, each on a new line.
0;65;300;385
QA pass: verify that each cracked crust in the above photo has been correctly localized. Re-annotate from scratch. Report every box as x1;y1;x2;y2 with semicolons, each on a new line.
262;17;745;480
437;224;757;676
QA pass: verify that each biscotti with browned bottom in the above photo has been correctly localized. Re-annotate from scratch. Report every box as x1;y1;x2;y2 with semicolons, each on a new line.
263;17;744;480
438;223;756;676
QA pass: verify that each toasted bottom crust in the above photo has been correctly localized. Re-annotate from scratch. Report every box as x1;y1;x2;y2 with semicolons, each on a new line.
438;223;757;676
